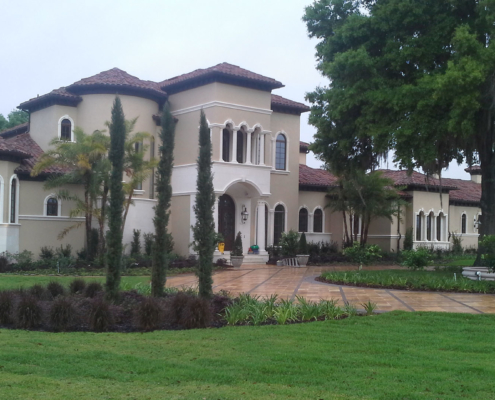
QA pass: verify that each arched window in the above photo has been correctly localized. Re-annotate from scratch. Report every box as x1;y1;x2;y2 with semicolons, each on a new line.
46;198;58;216
275;134;286;170
60;119;72;141
461;213;467;234
436;213;443;241
314;209;323;233
236;130;244;163
298;208;308;232
274;204;285;245
10;177;17;223
426;212;434;241
222;128;231;162
416;212;424;241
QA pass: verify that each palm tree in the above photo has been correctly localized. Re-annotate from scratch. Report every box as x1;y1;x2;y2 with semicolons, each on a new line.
31;128;110;258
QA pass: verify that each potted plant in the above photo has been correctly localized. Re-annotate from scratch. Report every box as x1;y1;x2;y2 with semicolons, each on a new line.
296;232;309;267
230;231;244;268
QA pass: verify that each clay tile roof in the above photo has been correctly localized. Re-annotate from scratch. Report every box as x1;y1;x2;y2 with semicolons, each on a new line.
442;177;481;205
0;131;33;159
299;164;338;189
19;87;82;112
271;94;310;114
160;62;284;93
68;68;167;101
0;122;29;138
377;169;457;190
465;165;481;174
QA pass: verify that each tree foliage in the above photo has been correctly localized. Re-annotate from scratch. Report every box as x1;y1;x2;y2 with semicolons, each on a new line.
192;110;216;299
105;96;126;301
304;0;495;241
151;104;175;297
0;110;29;131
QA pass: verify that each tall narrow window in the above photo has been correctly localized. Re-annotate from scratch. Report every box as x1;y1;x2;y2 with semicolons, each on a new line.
222;128;230;162
416;212;423;241
60;119;72;141
236;130;244;163
150;139;155;199
436;213;442;241
298;208;308;232
10;178;17;223
134;142;143;191
47;197;58;216
274;205;285;245
426;212;433;241
461;214;467;234
313;209;323;233
275;134;286;170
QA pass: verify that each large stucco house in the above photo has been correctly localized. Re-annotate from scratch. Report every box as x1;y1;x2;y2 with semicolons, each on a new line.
0;63;482;261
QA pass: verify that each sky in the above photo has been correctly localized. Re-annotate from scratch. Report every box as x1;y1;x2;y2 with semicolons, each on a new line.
0;0;471;180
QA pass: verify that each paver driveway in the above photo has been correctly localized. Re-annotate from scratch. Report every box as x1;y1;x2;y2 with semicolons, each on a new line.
166;264;495;313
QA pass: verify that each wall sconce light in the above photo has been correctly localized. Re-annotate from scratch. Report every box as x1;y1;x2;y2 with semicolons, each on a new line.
241;205;249;223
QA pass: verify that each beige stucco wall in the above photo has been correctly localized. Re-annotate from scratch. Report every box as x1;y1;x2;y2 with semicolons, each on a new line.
170;195;192;256
449;204;480;250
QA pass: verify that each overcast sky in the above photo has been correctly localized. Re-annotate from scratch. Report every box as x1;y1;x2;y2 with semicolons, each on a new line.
0;0;470;179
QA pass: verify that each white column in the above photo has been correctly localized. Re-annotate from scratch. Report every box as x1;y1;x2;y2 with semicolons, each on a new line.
246;131;252;164
256;201;266;252
432;215;437;241
231;130;238;163
267;208;274;246
259;134;265;166
213;195;220;232
309;213;314;233
219;128;223;161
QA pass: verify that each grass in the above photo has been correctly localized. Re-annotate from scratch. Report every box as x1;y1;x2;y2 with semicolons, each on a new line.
319;269;495;293
0;275;152;291
1;312;494;399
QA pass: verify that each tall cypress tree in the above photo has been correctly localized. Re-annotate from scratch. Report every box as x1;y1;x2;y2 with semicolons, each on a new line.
192;110;216;298
151;103;175;297
105;96;126;301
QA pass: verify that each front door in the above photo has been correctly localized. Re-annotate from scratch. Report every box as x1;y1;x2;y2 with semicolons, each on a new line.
218;194;236;251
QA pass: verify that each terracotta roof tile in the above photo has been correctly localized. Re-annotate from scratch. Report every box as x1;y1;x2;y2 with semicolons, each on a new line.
160;63;284;93
271;94;310;114
442;177;481;204
0;122;29;137
377;169;457;190
299;164;338;188
19;87;82;111
465;165;481;174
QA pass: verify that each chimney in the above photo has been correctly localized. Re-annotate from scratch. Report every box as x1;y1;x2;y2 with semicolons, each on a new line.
465;166;482;183
299;141;309;165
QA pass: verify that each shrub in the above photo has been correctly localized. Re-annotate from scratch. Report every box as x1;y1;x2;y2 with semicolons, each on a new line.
12;250;34;271
50;297;76;331
131;229;141;256
88;228;99;261
0;291;14;324
451;234;463;255
29;284;45;299
404;227;413;251
46;281;65;298
343;243;382;265
180;296;212;329
88;298;112;332
0;254;8;272
401;248;432;270
143;233;154;256
480;235;495;271
56;244;72;258
84;282;103;298
231;232;243;256
69;278;86;294
40;246;55;260
169;292;190;325
298;232;308;255
135;297;162;331
16;296;43;329
279;230;299;257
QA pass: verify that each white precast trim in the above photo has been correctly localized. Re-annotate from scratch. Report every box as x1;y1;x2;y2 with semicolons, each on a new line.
312;206;325;233
8;174;19;224
43;194;62;217
172;101;273;117
19;215;85;222
272;201;288;238
58;115;75;142
0;175;4;224
272;131;290;172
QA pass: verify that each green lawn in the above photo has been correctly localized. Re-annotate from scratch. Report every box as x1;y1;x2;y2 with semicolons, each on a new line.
1;312;494;399
0;275;151;291
320;269;495;293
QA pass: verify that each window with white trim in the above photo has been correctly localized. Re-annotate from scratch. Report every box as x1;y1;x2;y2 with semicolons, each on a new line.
313;209;323;233
275;134;287;170
46;197;58;216
298;208;308;233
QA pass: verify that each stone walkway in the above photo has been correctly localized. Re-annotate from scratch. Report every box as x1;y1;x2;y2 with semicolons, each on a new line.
166;264;495;314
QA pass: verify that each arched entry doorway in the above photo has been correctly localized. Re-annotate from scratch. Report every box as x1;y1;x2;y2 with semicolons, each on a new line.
218;194;236;251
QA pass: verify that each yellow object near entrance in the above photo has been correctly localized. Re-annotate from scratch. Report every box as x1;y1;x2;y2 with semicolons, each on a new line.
218;242;225;253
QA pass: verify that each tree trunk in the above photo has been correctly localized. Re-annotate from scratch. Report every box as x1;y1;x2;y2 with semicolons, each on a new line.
473;106;495;265
84;188;92;259
342;210;350;247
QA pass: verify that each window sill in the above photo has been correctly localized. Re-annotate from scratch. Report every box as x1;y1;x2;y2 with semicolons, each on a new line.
271;170;290;175
133;190;145;195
